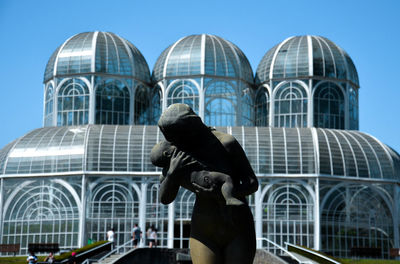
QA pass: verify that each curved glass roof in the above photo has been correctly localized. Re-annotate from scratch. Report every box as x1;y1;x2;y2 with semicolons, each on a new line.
152;34;254;84
44;31;150;83
1;126;399;181
255;35;359;86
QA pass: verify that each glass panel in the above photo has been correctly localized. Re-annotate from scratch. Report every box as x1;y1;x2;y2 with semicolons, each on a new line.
95;79;130;125
167;80;199;114
313;82;344;129
274;82;308;128
255;88;269;126
57;79;90;126
204;81;236;126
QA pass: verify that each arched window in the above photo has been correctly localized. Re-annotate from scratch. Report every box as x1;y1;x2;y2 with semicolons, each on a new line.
167;80;199;113
274;82;308;127
57;79;89;126
314;82;344;129
44;85;54;126
149;85;162;125
146;182;168;248
204;81;236;126
88;178;140;246
321;185;393;258
95;79;130;125
349;87;358;130
134;85;149;125
241;88;254;126
3;180;80;254
255;88;270;126
261;182;314;254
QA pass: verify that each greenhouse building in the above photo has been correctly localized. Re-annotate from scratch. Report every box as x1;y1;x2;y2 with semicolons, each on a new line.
0;32;399;259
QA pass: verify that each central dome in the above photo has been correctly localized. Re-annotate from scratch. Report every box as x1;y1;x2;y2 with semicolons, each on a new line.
152;34;253;83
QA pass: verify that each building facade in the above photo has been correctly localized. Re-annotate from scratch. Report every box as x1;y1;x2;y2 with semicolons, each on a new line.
0;31;399;259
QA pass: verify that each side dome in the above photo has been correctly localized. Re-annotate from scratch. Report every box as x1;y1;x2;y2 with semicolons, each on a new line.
152;34;253;83
255;35;359;86
44;31;150;83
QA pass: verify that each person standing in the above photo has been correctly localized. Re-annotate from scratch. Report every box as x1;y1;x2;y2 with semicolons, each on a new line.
44;252;55;263
107;228;116;248
146;225;153;246
27;251;38;264
148;227;157;248
67;252;77;264
132;223;142;248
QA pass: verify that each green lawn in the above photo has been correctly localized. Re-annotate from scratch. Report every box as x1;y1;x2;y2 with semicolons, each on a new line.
0;240;107;264
339;259;400;264
0;256;46;264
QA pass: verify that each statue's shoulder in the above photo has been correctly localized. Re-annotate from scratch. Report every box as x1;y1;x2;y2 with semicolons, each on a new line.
211;130;237;148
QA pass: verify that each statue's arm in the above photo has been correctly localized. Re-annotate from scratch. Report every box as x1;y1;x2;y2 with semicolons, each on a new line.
159;167;181;204
159;150;196;204
227;138;259;197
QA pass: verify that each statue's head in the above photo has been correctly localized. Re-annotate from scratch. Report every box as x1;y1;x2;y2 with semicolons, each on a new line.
150;140;176;167
158;104;206;147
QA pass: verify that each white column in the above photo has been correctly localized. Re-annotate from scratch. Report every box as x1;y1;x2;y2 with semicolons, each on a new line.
130;83;135;125
269;80;274;126
313;178;320;250
162;81;168;111
199;77;204;121
139;181;147;247
78;175;87;247
168;202;175;248
255;187;262;248
393;185;399;249
308;79;313;127
89;75;95;124
53;81;59;126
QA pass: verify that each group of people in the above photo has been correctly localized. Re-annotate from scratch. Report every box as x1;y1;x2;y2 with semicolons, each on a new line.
132;224;158;248
106;224;158;249
27;251;76;264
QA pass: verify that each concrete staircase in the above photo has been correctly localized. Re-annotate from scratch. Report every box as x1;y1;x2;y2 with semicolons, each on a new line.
91;253;121;264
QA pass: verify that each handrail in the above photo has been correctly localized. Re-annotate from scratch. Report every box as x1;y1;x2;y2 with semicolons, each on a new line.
285;243;341;264
256;237;310;264
81;259;91;264
96;239;134;263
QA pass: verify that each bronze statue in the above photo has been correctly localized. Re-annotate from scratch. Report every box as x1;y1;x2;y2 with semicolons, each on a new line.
150;103;258;264
151;140;244;206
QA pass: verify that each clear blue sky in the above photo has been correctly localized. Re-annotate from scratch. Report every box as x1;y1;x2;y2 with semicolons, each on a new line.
0;0;399;152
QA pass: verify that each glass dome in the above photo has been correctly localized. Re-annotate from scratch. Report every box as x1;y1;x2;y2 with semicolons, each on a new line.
255;35;359;86
43;32;154;127
44;31;150;83
1;125;399;181
152;34;253;83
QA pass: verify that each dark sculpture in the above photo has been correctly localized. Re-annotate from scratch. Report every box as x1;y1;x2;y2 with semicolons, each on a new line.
151;140;244;206
150;103;258;264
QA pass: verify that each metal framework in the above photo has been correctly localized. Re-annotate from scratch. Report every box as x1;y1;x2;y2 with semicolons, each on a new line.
2;32;398;260
153;34;255;127
255;35;359;130
0;125;399;258
43;32;153;127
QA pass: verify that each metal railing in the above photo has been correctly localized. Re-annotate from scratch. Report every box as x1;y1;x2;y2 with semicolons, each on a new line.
256;237;309;264
285;243;341;264
81;240;134;264
97;239;134;263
